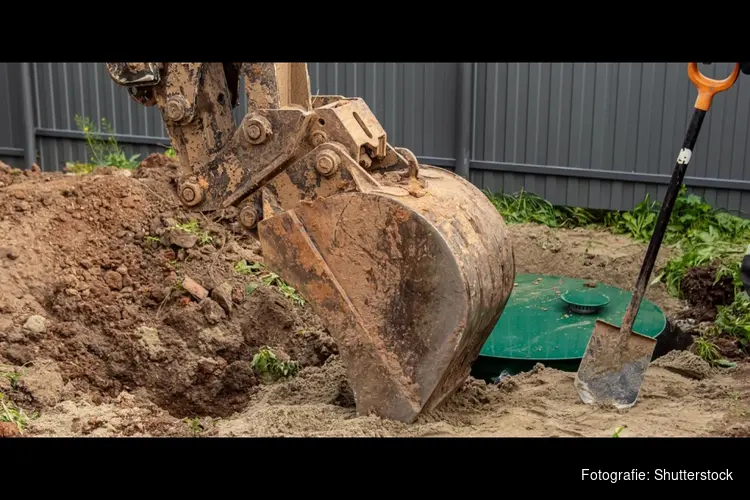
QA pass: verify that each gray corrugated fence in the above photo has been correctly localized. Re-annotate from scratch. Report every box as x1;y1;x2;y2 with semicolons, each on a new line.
1;62;749;215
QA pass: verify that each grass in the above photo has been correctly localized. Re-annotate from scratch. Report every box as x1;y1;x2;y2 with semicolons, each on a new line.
65;115;141;174
712;292;750;348
234;260;305;307
142;220;214;250
185;416;205;436
0;392;37;434
486;188;602;228
692;334;721;364
486;186;750;362
611;425;626;437
251;347;299;383
1;365;22;389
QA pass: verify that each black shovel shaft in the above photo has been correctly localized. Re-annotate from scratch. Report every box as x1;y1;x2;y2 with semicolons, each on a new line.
620;108;706;335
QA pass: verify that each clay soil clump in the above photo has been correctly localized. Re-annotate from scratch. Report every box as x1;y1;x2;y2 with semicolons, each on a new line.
680;265;735;322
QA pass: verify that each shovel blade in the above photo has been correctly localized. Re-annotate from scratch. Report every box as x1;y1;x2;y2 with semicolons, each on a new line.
574;319;658;409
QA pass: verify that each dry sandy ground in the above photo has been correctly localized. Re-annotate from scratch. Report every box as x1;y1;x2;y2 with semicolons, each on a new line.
24;352;750;437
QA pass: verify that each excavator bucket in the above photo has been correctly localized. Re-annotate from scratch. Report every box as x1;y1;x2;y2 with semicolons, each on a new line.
258;166;515;422
104;62;516;423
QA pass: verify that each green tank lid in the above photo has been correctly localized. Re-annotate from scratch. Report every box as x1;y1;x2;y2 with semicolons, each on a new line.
480;274;666;362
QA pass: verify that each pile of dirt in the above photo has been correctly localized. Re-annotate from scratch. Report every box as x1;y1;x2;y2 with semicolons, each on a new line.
679;265;735;322
0;161;41;189
652;350;713;380
1;156;748;437
0;154;335;422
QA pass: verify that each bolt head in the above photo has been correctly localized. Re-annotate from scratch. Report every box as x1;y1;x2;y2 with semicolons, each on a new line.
181;186;196;202
311;131;327;146
317;156;334;174
247;124;262;140
180;182;203;207
239;206;258;228
315;150;340;176
166;98;187;122
242;115;272;145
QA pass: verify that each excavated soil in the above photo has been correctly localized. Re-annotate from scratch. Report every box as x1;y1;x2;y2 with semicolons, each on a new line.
1;156;749;437
680;265;736;322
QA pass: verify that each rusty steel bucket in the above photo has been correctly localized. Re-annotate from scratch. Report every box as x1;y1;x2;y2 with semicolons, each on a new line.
257;165;515;423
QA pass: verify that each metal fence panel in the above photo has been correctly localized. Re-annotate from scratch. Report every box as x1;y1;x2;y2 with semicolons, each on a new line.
1;61;749;215
0;63;25;165
309;62;459;162
471;62;750;212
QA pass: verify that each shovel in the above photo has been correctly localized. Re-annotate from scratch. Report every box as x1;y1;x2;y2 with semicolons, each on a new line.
574;62;740;409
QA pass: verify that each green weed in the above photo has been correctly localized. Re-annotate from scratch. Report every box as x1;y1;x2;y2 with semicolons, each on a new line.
165;147;177;158
693;334;721;364
234;260;305;306
185;417;204;436
485;188;601;228
251;347;299;383
0;366;22;389
64;162;98;175
66;115;141;173
713;292;750;347
604;187;750;248
486;186;750;304
715;260;744;296
605;195;658;242
0;392;37;434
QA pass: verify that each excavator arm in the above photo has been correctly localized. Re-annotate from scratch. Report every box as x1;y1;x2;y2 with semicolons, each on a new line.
105;62;516;423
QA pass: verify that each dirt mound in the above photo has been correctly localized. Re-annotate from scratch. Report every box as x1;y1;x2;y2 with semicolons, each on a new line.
680;265;735;322
652;350;712;380
0;154;335;421
0;161;45;189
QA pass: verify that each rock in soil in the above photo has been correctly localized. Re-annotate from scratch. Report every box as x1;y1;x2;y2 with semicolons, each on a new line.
182;276;209;301
103;270;123;291
23;315;47;334
0;422;20;437
164;227;198;249
211;282;234;314
17;359;65;407
2;247;19;260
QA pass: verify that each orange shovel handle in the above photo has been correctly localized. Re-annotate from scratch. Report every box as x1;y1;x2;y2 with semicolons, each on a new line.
688;62;740;111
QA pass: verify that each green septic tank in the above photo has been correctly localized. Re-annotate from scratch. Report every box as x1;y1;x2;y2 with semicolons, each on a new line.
472;274;666;381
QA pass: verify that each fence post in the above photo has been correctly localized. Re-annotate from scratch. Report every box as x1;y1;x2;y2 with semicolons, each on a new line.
454;62;473;180
20;63;36;170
